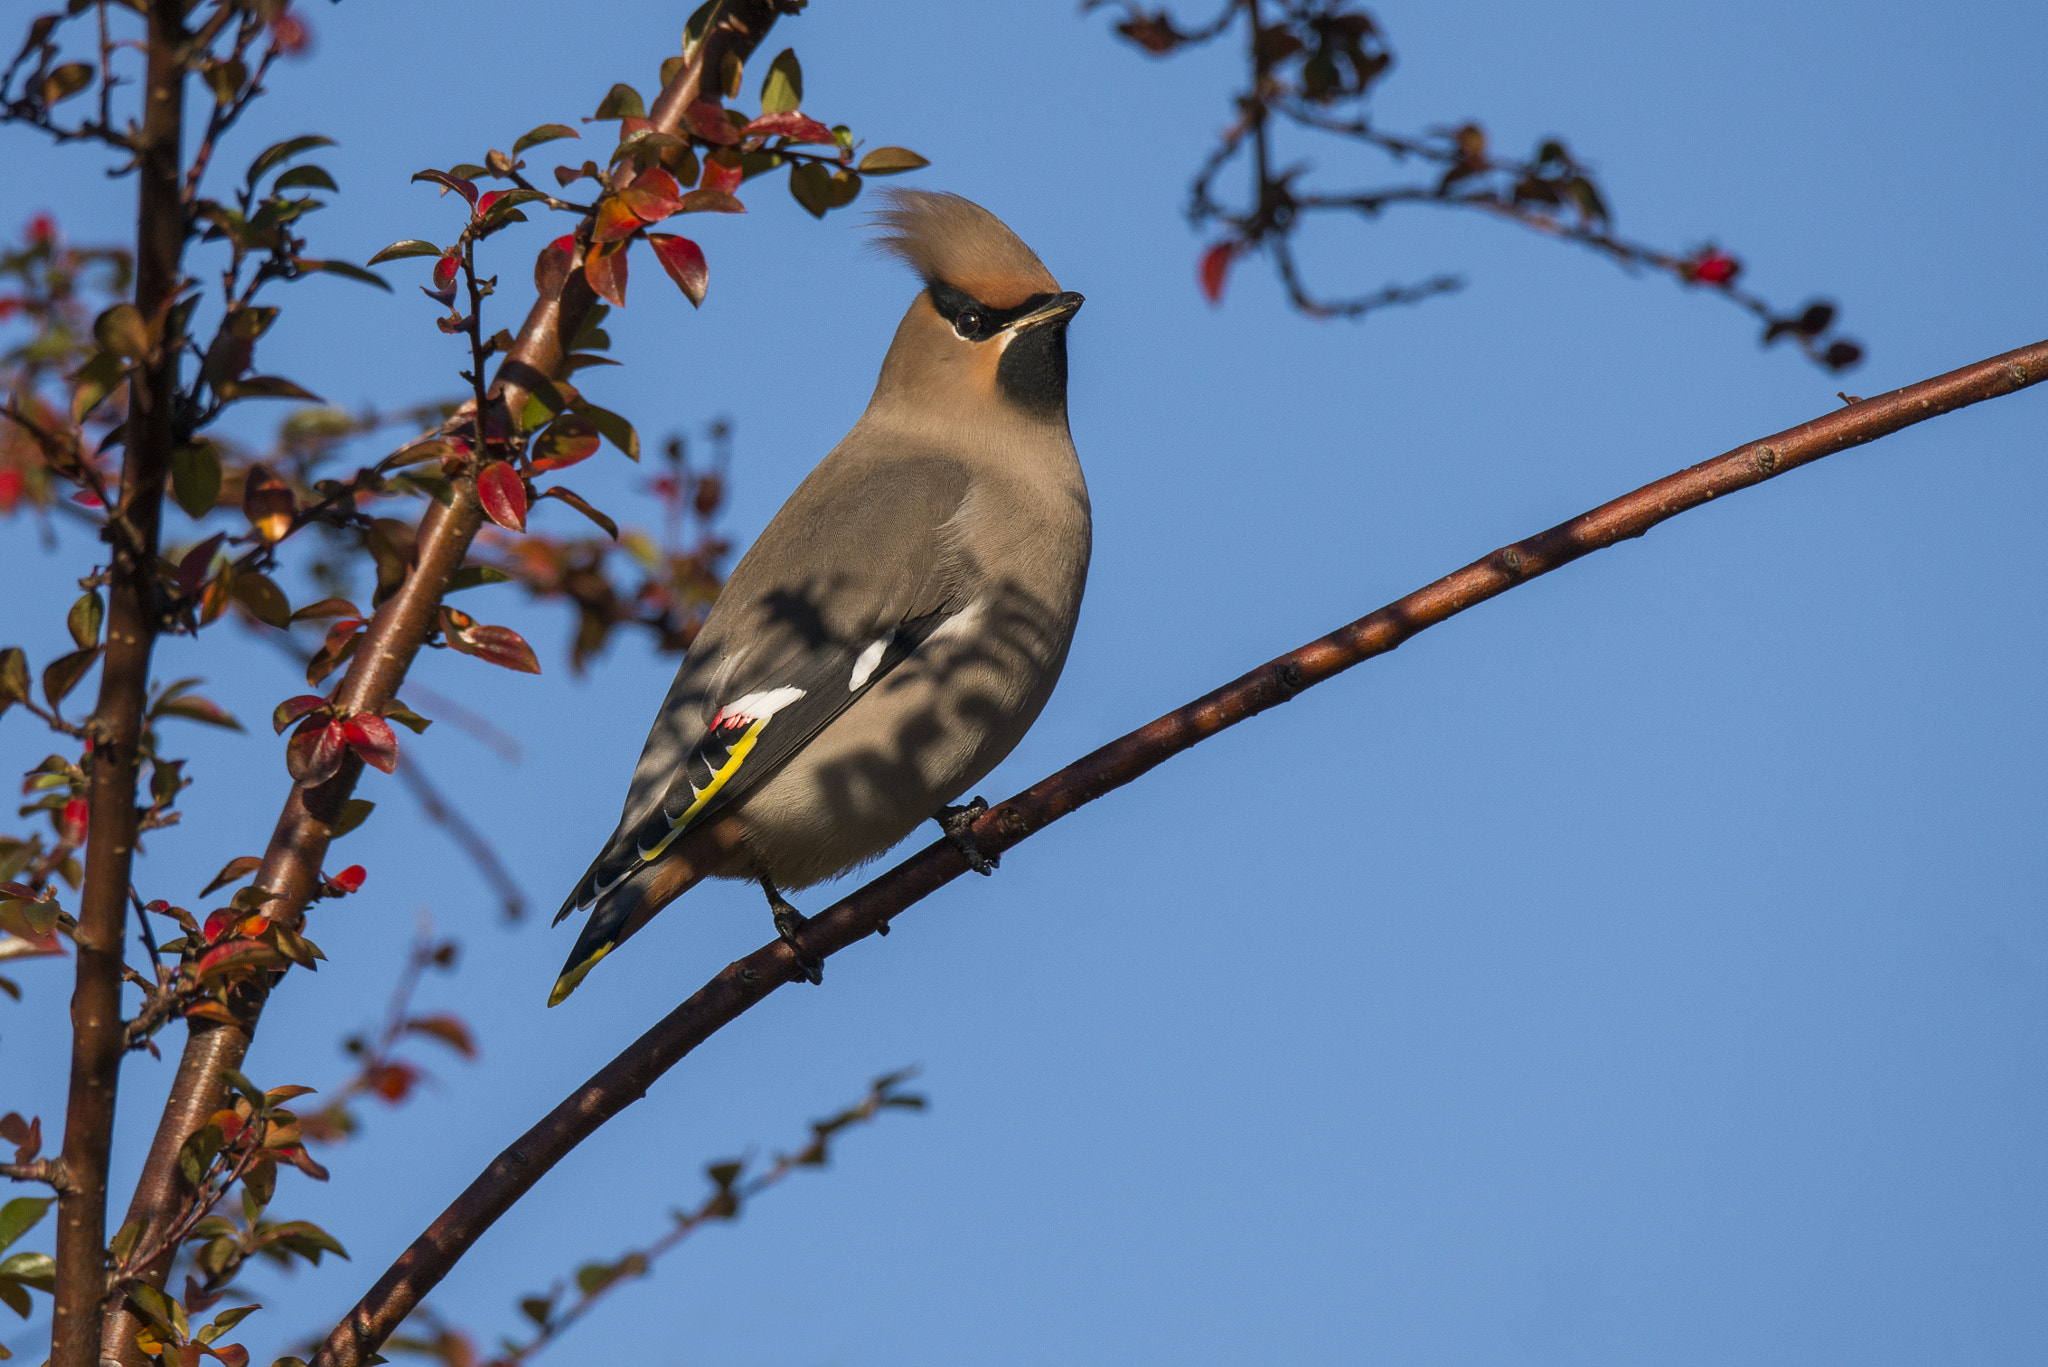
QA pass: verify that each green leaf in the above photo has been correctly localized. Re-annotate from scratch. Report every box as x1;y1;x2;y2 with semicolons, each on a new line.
108;1218;144;1263
512;123;579;155
93;303;149;361
272;164;338;193
176;1123;224;1188
569;304;612;352
66;592;103;650
857;146;931;175
247;135;336;186
219;376;323;402
219;1068;267;1109
171;442;223;519
298;260;390;292
592;83;645;121
331;799;374;840
71;349;125;424
0;649;29;712
263;1220;348;1261
446;565;512;592
127;1280;186;1338
232;572;291;629
201;1303;262;1342
788;161;831;218
0;1252;53;1293
366;239;443;265
681;0;717;54
581;403;639;460
0;1273;31;1318
0;1199;50;1256
41;647;99;708
760;48;802;113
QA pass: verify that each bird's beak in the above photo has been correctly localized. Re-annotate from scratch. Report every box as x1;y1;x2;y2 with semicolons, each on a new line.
1005;291;1085;333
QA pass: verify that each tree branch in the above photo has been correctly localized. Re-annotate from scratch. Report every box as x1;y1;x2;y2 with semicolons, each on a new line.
311;335;2047;1367
100;3;792;1360
49;1;183;1363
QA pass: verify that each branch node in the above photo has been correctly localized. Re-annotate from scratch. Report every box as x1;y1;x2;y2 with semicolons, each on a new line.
1755;446;1778;474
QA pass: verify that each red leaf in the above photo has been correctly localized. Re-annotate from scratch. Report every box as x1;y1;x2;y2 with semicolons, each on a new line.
477;461;528;531
441;606;542;674
59;797;87;847
342;714;399;773
203;908;234;943
466;625;541;674
1199;241;1236;304
683;100;740;145
647;234;708;307
325;865;366;894
433;253;460;291
289;597;362;622
742;110;836;145
272;694;329;735
287;717;350;787
411;169;479;207
698;155;744;196
321;618;364;656
178;532;227;595
585;239;628;307
474;188;505;218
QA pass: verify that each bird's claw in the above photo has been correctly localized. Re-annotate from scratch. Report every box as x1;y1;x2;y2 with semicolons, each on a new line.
936;797;999;876
762;878;824;985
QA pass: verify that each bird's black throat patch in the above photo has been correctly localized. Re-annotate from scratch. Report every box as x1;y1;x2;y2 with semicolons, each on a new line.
995;317;1068;416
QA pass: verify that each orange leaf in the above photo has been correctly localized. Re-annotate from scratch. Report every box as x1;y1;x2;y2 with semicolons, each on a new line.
585;239;628;307
592;196;644;244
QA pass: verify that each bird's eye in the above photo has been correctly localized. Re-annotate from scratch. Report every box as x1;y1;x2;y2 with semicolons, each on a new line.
954;308;985;339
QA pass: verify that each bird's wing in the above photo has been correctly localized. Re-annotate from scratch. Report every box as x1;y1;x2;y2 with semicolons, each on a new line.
553;449;973;927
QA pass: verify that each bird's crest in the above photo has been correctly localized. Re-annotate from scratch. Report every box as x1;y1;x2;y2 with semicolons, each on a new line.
870;190;1058;308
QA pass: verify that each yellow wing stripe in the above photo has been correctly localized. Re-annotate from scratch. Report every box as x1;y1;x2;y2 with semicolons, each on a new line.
547;940;613;1007
634;715;771;863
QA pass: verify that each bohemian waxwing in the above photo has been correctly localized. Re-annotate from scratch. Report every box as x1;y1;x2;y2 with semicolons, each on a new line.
549;189;1088;1002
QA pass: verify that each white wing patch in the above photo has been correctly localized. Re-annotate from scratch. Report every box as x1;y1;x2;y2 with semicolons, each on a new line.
720;686;807;725
848;633;894;692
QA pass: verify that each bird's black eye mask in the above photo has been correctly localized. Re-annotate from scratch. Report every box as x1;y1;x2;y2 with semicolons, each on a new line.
927;281;1058;342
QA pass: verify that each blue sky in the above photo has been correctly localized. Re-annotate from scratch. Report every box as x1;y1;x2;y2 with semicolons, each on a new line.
7;1;2048;1363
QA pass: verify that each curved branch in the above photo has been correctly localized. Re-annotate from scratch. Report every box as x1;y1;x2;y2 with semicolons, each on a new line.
311;338;2048;1367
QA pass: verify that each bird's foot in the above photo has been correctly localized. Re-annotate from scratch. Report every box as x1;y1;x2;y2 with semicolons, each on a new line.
935;797;999;876
760;877;824;985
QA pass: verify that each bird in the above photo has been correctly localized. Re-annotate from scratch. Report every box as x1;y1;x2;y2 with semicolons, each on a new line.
548;189;1089;1004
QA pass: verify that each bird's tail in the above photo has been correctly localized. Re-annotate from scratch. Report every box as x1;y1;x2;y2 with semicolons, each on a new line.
548;847;712;1006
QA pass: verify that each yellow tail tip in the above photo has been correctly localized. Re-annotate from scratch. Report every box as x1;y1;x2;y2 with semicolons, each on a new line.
546;942;612;1007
